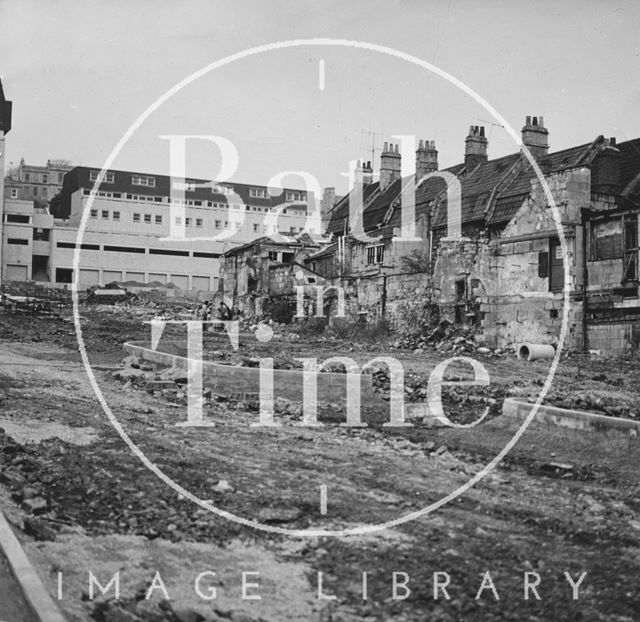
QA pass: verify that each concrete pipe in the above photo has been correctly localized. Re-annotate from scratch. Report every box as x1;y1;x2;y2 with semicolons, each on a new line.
517;343;556;361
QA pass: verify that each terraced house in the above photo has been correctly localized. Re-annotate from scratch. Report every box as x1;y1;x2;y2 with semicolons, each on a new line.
317;117;640;357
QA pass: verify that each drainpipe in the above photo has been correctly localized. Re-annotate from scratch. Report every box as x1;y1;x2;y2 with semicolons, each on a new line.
381;274;387;317
581;208;590;352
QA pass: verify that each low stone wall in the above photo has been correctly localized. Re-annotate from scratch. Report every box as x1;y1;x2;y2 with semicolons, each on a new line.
503;397;640;434
123;341;385;408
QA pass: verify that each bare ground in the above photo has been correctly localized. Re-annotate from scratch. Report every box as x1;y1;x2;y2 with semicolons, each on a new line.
1;309;640;621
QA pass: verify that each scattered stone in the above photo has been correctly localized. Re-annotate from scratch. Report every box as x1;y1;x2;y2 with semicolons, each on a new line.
170;606;206;622
21;486;38;500
23;516;57;541
0;469;26;489
213;479;234;493
258;506;303;524
21;496;48;514
121;354;141;368
112;367;148;381
104;605;142;622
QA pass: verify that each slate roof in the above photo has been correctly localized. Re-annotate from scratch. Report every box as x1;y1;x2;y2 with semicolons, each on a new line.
325;182;381;235
326;135;640;236
618;138;640;195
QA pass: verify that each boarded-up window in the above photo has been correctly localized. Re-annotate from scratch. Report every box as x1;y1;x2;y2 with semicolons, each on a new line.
538;252;549;278
591;219;623;260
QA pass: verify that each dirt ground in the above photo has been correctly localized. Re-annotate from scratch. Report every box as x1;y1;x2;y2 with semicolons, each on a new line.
1;308;640;621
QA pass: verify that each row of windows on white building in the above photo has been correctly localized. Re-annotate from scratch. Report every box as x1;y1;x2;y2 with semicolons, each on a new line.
89;208;306;234
87;170;306;202
83;189;305;215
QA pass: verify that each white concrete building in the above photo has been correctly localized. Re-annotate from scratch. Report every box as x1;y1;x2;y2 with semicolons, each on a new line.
2;165;322;292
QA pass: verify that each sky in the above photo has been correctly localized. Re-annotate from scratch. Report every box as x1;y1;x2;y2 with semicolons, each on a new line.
1;0;639;196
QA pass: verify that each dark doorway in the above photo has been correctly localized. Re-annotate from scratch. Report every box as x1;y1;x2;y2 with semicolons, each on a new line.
32;255;50;281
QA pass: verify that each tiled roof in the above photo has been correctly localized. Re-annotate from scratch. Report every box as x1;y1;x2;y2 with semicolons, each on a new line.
484;143;591;225
325;182;381;235
328;135;640;234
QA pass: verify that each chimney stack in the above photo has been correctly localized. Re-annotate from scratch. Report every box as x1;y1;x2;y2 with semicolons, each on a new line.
521;115;549;159
380;142;401;191
354;159;373;187
465;126;487;170
361;160;373;185
320;186;336;232
591;137;621;194
416;139;438;182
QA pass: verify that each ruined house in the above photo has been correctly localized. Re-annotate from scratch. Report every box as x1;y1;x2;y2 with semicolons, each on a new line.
218;233;326;318
317;117;640;356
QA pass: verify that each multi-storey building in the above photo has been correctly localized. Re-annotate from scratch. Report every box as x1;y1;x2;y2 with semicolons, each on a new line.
2;164;321;292
5;158;73;206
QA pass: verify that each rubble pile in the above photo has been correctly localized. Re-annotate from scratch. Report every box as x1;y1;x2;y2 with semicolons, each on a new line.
114;356;204;407
367;364;505;424
544;388;640;419
89;596;247;622
392;319;504;357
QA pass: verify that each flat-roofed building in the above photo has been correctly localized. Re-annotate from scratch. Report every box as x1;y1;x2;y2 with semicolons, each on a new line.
2;164;322;292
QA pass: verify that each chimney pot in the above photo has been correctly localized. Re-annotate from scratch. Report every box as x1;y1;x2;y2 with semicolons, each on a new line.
418;139;424;150
465;124;488;170
521;114;549;158
380;137;402;190
415;137;438;180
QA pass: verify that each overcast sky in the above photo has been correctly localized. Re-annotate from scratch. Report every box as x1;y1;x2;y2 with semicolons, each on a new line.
1;0;639;195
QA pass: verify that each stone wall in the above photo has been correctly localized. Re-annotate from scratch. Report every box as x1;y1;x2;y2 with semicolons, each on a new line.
587;321;640;357
431;168;591;349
